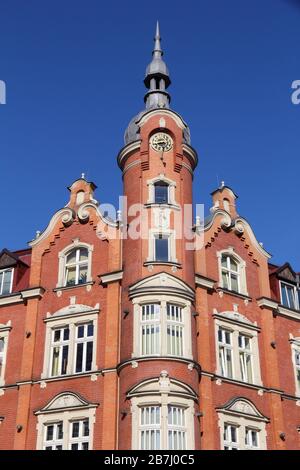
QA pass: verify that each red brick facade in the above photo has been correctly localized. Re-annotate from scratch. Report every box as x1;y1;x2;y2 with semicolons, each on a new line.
0;32;299;450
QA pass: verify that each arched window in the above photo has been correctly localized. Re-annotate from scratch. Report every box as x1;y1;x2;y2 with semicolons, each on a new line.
217;249;248;296
154;181;169;204
64;248;89;287
221;254;240;293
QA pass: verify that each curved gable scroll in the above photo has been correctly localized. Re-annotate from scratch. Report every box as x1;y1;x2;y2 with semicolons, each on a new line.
216;397;269;422
35;392;98;415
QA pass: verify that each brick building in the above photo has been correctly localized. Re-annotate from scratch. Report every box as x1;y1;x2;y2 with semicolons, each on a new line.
0;24;299;450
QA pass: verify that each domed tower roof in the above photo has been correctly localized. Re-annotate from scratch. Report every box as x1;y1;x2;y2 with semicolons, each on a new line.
124;22;191;146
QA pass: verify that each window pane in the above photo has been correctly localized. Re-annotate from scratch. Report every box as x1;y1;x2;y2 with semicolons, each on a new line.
76;343;84;373
154;183;169;204
2;271;12;295
222;271;229;289
77;325;85;338
79;248;88;261
155;236;169;262
66;250;76;265
231;274;238;292
51;347;60;376
0;338;4;353
83;420;89;437
221;256;227;268
66;266;76;286
63;328;70;341
46;425;54;441
287;285;296;309
79;266;88;284
72;422;80;438
86;342;93;371
61;346;68;374
87;324;94;337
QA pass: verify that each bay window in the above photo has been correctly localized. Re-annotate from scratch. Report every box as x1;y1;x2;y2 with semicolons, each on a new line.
134;298;192;359
130;373;195;450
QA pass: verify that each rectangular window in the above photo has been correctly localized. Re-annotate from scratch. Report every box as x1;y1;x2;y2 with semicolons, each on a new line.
238;334;253;383
223;423;239;450
245;428;259;449
70;419;90;450
0;337;5;379
168;406;186;450
44;422;63;450
154;183;169;204
280;282;299;310
295;349;300;391
0;269;13;296
167;304;184;356
141;304;160;355
140;406;161;450
75;323;94;373
218;328;233;378
155;235;169;262
50;327;70;376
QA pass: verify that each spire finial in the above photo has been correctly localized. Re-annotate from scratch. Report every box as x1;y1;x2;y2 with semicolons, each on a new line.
144;22;171;109
153;21;162;56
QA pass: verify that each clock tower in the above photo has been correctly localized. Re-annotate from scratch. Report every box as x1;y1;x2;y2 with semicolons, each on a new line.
117;23;200;450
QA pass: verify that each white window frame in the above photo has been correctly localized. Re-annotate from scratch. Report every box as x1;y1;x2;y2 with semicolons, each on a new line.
131;395;194;450
146;175;178;207
37;409;95;450
223;423;239;450
57;241;93;288
43;421;64;450
74;323;95;374
69;418;90;450
217;248;248;296
219;414;266;450
132;295;192;360
42;312;98;379
280;281;300;311
147;229;177;264
0;323;11;386
290;337;300;397
218;328;234;379
215;317;261;385
0;268;14;296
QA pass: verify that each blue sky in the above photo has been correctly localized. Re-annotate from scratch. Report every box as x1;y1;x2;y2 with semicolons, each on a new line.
0;0;299;267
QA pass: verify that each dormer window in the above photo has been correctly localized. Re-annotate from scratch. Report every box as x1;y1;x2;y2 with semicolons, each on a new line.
65;248;88;287
280;281;300;311
154;182;169;204
0;269;13;296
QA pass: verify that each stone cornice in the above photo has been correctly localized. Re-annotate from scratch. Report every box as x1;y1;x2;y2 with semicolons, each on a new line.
195;274;215;290
99;270;123;285
257;297;279;310
0;287;45;307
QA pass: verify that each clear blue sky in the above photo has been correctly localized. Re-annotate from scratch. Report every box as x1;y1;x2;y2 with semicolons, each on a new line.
0;0;299;268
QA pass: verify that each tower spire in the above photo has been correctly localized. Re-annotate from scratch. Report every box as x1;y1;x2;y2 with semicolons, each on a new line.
144;22;171;109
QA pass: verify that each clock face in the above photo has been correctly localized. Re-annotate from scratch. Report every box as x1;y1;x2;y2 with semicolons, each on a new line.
150;132;173;152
